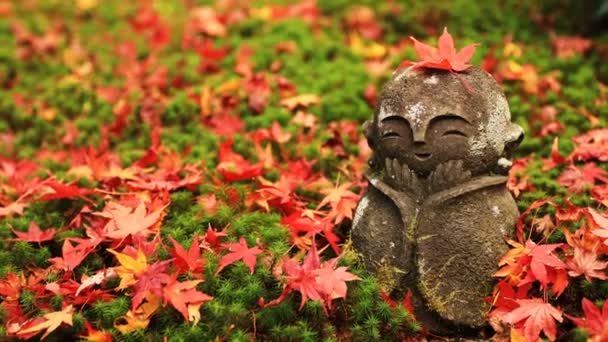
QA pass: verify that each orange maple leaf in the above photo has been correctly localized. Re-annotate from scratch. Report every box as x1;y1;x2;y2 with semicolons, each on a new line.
80;321;112;342
162;275;213;324
98;201;166;241
114;293;160;334
317;182;359;225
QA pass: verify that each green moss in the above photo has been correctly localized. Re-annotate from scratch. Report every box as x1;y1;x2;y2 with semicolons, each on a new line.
19;290;38;313
12;242;51;268
89;297;130;328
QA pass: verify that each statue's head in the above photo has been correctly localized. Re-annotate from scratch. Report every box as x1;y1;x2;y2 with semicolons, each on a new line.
365;66;523;176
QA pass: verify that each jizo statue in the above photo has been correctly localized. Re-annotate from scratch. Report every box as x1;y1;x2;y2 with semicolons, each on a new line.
351;64;524;334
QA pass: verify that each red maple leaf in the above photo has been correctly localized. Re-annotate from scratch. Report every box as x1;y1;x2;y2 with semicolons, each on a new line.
488;281;532;320
251;121;293;144
249;175;301;213
216;138;264;182
588;208;608;245
380;289;416;320
526;242;568;286
314;257;361;309
130;6;170;49
495;239;568;297
281;210;341;253
197;193;218;215
265;240;360;314
571;129;608;162
39;179;95;203
502;298;563;342
551;35;592;59
402;27;478;72
215;237;263;275
9;222;57;245
592;185;608;207
200;224;227;252
566;246;608;282
49;238;97;271
169;234;203;275
0;272;25;301
162;275;213;323
131;260;171;310
519;241;569;297
207;112;245;136
566;298;608;339
283;242;323;310
555;199;585;224
558;163;608;193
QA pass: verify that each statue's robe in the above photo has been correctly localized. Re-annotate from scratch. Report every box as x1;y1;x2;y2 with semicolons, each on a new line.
351;172;517;333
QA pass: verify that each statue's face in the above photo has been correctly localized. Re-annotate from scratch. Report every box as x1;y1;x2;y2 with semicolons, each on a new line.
375;109;480;175
369;67;523;176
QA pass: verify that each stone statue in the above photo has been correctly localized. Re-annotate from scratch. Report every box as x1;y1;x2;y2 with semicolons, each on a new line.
351;66;524;335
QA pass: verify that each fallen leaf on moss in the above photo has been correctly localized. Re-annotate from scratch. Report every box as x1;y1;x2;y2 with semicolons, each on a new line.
17;305;73;340
215;237;264;275
280;94;321;111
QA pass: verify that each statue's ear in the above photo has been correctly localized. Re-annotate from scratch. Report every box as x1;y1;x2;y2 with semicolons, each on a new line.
504;123;524;158
363;120;374;148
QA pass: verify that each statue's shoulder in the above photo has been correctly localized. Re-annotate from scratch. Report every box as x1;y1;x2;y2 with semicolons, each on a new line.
425;175;508;207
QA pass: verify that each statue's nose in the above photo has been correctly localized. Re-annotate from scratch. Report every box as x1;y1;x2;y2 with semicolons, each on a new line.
413;129;426;143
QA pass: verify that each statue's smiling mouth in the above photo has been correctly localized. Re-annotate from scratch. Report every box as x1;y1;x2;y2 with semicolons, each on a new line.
414;152;432;160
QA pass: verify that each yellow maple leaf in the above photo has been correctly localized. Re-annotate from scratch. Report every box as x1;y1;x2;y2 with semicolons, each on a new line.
18;305;73;339
279;94;321;111
349;34;386;59
108;248;148;289
114;294;160;334
77;0;98;11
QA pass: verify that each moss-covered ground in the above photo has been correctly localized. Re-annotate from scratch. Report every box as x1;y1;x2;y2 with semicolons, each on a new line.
1;1;608;341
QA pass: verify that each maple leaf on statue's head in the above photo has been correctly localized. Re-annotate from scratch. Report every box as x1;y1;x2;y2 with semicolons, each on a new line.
401;27;478;73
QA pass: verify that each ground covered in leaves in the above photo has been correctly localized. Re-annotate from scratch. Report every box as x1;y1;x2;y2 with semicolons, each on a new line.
1;1;608;341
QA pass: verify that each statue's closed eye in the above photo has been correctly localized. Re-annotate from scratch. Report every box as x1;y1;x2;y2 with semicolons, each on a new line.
429;114;471;138
383;131;401;138
380;116;411;140
442;129;467;137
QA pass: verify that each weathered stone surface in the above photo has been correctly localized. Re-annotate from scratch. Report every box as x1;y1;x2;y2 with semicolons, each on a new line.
351;66;523;336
